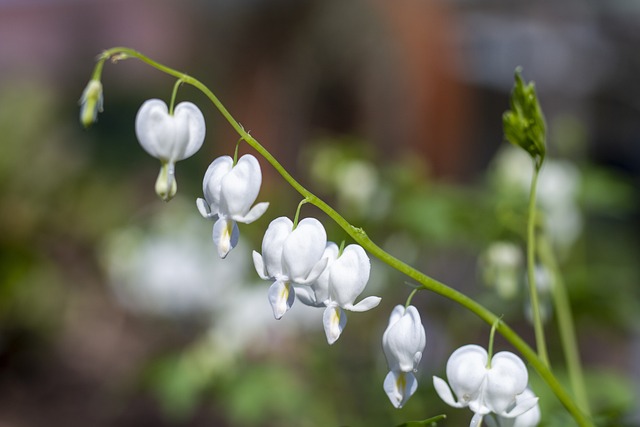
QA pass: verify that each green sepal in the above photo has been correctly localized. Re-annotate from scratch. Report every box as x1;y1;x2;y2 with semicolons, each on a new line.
503;67;547;169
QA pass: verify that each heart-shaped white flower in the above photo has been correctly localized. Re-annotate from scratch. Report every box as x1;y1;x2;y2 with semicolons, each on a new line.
196;154;269;258
135;99;206;201
433;344;538;426
253;217;328;319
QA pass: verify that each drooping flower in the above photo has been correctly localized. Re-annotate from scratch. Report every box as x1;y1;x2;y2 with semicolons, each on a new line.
196;154;269;258
79;79;104;128
253;217;328;319
296;242;381;344
382;304;426;408
433;344;538;426
135;99;205;201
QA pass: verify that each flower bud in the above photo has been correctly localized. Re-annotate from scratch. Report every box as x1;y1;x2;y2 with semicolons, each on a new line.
79;79;104;128
502;68;546;169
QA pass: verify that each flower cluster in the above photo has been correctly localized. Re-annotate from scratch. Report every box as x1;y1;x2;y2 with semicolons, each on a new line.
433;344;539;427
253;218;381;344
97;89;545;425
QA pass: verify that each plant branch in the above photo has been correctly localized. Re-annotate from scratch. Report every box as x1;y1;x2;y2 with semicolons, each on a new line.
90;47;593;426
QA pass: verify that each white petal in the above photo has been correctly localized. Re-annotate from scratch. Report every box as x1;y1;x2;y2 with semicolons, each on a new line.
295;256;328;285
261;217;293;278
220;154;263;218
196;197;216;219
135;99;171;159
328;244;370;307
323;305;347;345
345;296;381;312
172;102;206;160
294;284;321;307
446;344;488;407
502;396;539;420
202;156;233;213
135;99;205;162
311;242;338;290
282;218;326;283
387;304;405;327
234;202;269;224
213;217;239;258
485;351;529;414
470;413;484;427
500;388;541;426
267;280;295;320
433;376;466;408
381;305;426;372
384;371;418;409
252;251;269;280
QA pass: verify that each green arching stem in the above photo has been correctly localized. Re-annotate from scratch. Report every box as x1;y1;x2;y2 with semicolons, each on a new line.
90;53;105;81
91;47;593;427
538;235;591;416
405;288;419;308
233;137;243;165
487;317;502;368
169;79;183;115
527;163;550;367
292;198;309;229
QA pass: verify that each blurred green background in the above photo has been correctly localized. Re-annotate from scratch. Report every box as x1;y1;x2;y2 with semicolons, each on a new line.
0;0;639;426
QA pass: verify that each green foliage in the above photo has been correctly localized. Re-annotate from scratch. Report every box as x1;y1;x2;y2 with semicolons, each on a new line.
395;414;447;427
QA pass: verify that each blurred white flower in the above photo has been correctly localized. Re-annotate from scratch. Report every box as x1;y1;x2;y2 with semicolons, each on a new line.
135;99;205;201
382;305;426;408
101;201;241;318
493;146;583;253
197;154;269;258
481;241;524;299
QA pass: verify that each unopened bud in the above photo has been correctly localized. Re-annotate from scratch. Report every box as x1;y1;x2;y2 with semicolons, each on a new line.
79;80;104;128
502;67;546;169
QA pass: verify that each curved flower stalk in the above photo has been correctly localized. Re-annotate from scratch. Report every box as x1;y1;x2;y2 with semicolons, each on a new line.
253;217;328;319
433;344;538;426
197;154;269;258
135;99;206;201
81;48;595;426
382;304;426;408
296;243;381;344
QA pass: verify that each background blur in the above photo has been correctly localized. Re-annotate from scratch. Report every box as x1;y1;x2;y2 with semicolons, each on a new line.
0;0;639;426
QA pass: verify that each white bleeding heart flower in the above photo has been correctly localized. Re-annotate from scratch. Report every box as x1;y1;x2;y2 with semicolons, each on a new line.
196;154;269;258
382;305;426;408
433;344;538;427
252;217;328;319
135;99;205;201
296;243;380;344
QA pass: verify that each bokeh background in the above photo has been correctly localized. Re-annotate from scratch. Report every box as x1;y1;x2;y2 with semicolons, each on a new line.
0;0;639;426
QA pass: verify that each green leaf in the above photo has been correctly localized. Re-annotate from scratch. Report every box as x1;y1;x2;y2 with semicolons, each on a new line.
396;414;447;427
503;67;547;169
